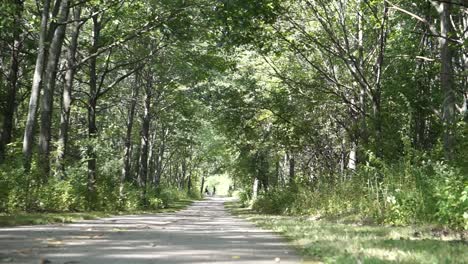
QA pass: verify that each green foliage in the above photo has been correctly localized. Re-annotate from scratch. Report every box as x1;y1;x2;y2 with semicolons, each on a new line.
252;187;296;214
119;184;143;211
235;189;252;207
432;163;468;229
157;185;194;208
249;155;467;230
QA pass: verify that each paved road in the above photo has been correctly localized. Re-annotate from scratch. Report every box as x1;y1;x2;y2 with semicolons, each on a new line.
0;197;300;264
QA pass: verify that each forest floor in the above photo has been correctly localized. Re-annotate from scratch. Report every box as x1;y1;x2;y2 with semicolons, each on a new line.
226;202;468;263
0;197;300;264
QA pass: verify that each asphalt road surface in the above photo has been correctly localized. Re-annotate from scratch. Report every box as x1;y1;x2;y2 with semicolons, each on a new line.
0;197;300;264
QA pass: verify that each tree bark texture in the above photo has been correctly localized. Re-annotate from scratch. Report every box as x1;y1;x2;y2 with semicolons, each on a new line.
38;0;70;177
56;6;81;178
138;73;152;207
438;2;456;160
23;0;51;172
86;14;100;209
121;73;140;186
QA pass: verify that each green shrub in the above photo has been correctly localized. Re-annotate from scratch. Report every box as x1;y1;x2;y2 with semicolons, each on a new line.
432;162;468;229
148;197;164;209
157;185;187;208
36;178;74;212
247;156;467;229
119;184;142;211
235;188;252;207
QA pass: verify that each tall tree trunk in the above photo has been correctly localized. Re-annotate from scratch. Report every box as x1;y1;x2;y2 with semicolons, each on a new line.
348;140;357;170
138;76;152;207
200;175;205;196
251;177;259;205
147;132;156;185
154;127;167;188
288;152;295;184
86;14;100;209
461;8;467;119
56;6;81;178
23;0;51;172
0;0;23;162
38;0;70;177
274;158;279;187
187;168;192;193
437;2;456;160
121;72;140;188
372;0;388;158
181;155;187;190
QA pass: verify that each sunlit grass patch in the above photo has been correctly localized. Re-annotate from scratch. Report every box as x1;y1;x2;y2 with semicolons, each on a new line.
0;212;110;226
225;201;468;264
0;198;195;227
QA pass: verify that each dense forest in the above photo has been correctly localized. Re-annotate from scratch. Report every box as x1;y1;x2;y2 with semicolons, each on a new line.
0;0;466;230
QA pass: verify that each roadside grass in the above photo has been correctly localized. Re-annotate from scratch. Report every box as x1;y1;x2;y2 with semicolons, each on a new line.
0;198;194;227
225;201;468;264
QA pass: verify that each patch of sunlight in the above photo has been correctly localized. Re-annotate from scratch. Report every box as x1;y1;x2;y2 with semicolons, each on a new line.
388;229;409;240
361;247;412;262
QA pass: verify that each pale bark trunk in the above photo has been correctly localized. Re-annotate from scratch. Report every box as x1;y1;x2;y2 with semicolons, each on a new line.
56;6;81;178
147;132;155;185
23;0;51;172
0;0;23;162
38;0;69;177
138;76;152;207
251;177;259;204
154;127;167;188
348;141;357;170
462;10;467;119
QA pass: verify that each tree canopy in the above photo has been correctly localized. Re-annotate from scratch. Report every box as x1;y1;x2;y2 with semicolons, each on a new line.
0;0;466;229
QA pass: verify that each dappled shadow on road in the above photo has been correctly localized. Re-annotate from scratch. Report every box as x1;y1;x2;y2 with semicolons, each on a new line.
0;197;299;264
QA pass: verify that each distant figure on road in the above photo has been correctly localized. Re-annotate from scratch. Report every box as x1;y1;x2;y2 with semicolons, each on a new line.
204;187;210;196
212;186;216;196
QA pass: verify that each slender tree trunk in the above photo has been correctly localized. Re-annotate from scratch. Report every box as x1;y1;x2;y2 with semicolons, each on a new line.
200;175;205;196
288;152;295;184
138;76;152;207
56;6;81;178
181;155;189;190
154;127;167;188
355;0;366;165
121;73;140;187
372;1;388;158
23;0;51;172
438;2;455;160
274;158;279;187
251;177;259;204
187;169;192;193
0;0;23;162
38;0;69;177
118;75;139;204
461;9;467;119
348;140;357;170
147;132;155;185
86;14;100;209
